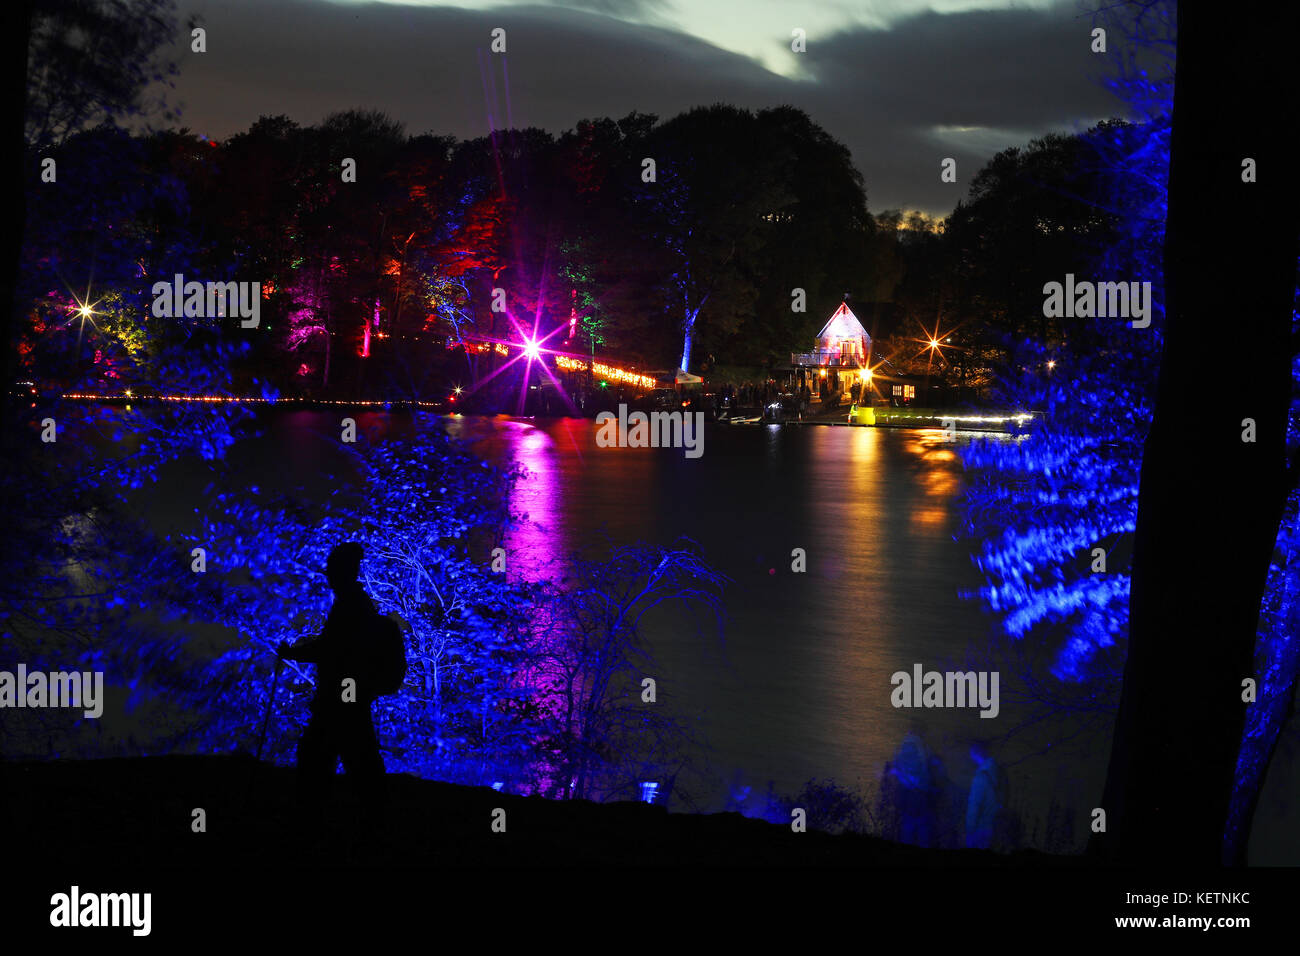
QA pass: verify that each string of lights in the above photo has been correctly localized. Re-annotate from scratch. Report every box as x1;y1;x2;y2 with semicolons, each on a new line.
554;355;655;390
58;393;446;407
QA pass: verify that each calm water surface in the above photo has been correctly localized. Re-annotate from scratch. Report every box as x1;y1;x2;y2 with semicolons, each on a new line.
438;416;1087;816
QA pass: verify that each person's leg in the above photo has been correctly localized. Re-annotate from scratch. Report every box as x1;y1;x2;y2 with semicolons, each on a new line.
339;704;386;816
296;707;339;813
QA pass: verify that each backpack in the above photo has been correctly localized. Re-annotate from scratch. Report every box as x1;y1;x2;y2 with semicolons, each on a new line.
366;612;407;698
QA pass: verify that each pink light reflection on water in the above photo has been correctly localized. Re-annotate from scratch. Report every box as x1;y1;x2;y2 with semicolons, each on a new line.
502;419;568;581
458;417;578;795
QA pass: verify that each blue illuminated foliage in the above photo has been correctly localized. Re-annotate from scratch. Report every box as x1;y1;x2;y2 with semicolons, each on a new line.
960;2;1300;857
174;418;544;782
959;109;1167;689
956;2;1173;697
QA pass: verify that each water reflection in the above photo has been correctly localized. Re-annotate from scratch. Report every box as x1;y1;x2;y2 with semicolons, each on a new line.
905;431;961;528
441;418;1005;815
149;408;1074;833
503;420;565;581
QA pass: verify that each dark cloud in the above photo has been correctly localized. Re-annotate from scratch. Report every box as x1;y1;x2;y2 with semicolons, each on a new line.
800;4;1127;211
170;0;1130;214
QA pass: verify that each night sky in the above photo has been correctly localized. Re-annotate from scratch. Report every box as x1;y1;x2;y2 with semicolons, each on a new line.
166;0;1128;215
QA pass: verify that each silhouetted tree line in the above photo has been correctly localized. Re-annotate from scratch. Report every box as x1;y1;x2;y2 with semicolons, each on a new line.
17;85;1153;401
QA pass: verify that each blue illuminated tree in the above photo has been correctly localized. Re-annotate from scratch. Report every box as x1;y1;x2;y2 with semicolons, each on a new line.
959;0;1300;863
952;2;1168;834
169;419;546;783
524;540;726;803
957;121;1169;721
0;342;254;757
153;423;729;799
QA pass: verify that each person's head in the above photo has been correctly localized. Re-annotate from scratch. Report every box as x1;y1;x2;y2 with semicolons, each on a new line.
325;542;363;590
969;739;992;766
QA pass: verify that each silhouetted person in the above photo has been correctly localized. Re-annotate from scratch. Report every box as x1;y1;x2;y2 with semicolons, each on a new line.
965;739;1001;849
884;728;936;846
279;542;385;815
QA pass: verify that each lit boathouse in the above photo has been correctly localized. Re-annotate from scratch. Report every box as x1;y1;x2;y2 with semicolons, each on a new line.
791;301;873;399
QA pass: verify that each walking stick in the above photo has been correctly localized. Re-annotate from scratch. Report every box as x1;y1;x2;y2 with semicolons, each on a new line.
255;657;283;763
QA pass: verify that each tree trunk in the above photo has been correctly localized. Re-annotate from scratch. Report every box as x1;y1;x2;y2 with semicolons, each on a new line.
1094;4;1300;865
322;320;331;389
680;306;699;373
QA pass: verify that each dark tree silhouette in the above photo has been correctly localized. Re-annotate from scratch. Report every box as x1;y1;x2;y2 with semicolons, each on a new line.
1096;1;1300;865
0;0;33;428
4;0;185;423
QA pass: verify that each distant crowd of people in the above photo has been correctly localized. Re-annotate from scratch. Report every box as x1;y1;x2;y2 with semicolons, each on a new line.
714;381;825;414
716;381;780;408
880;727;1011;850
